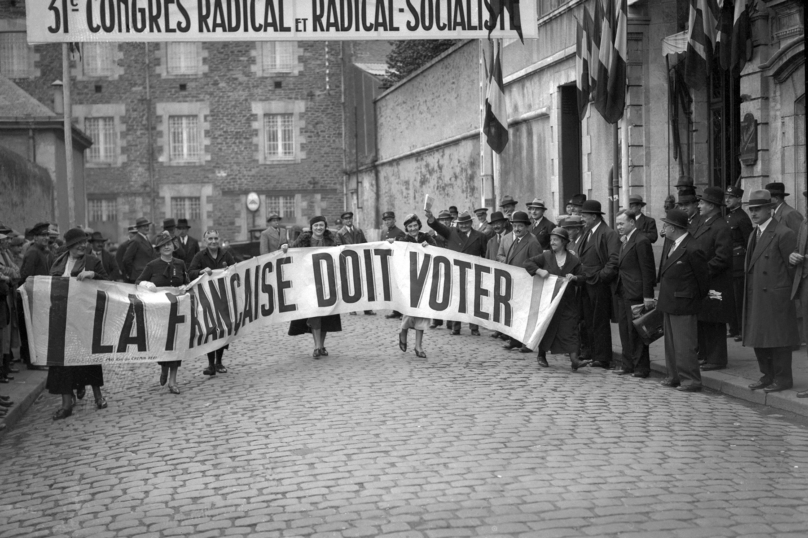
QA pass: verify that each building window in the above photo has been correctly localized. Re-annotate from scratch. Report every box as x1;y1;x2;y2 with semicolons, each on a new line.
167;43;199;75
0;33;30;78
168;115;201;162
85;117;116;163
261;42;295;72
88;199;117;222
82;43;116;77
264;114;295;159
265;195;296;219
171;197;201;220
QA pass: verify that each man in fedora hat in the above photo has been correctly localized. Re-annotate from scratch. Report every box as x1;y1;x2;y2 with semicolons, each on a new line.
473;207;495;240
484;210;511;340
448;206;459;227
693;187;736;371
498;211;542;351
790;190;808;398
526;198;555;250
89;231;121;281
677;191;702;232
567;194;586;216
766;182;804;234
176;218;200;266
426;209;487;335
116;225;137;279
498;195;518;219
336;212;375;316
725;185;753;340
122;217;157;283
260;213;287;255
382;211;404;319
628;194;658;243
657;209;709;392
577;200;621;368
561;215;586;256
744;189;799;394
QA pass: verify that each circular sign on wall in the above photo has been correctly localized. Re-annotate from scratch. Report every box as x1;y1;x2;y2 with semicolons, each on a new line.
246;192;260;213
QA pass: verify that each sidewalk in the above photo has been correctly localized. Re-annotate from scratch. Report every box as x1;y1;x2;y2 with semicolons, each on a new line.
0;360;47;435
611;324;808;417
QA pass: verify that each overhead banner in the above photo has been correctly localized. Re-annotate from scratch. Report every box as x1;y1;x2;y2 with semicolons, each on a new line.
20;242;566;366
25;0;537;43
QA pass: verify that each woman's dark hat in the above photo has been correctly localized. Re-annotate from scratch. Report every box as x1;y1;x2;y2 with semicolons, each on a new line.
64;227;89;249
403;214;421;229
154;231;178;250
510;211;531;224
489;211;507;223
580;200;604;215
309;216;327;227
455;211;473;224
661;209;689;229
747;189;776;208
177;218;191;229
549;227;570;242
697;186;725;207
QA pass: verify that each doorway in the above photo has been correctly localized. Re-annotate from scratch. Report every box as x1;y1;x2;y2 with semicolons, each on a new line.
559;85;582;209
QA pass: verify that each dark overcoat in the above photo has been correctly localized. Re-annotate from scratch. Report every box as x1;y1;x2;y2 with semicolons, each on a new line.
577;221;621;286
742;219;799;348
691;213;736;324
656;235;709;316
774;201;804;235
725;206;753;277
790;220;808;300
616;230;656;301
428;220;487;257
177;235;200;267
503;233;542;268
634;213;658;243
529;217;555;250
122;234;157;282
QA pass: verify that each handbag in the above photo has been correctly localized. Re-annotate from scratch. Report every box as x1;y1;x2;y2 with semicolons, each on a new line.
632;306;664;345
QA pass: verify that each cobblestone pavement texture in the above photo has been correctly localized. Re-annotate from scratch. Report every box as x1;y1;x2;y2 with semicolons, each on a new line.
1;315;808;538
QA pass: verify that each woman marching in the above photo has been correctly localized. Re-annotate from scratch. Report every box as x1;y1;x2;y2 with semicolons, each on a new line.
137;231;189;394
281;216;342;359
48;228;109;420
388;214;435;358
524;227;589;371
188;229;236;376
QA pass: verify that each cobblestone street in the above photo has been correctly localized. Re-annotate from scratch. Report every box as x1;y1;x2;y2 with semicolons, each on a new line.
1;315;808;538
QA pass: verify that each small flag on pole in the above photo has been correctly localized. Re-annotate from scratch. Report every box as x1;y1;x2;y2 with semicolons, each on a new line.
576;15;591;117
486;0;524;43
603;0;627;124
684;0;719;90
593;0;614;118
730;0;752;77
483;42;509;154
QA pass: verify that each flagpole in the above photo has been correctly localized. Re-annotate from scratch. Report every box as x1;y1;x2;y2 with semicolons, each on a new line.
621;112;629;208
62;43;76;227
480;39;494;210
612;122;619;225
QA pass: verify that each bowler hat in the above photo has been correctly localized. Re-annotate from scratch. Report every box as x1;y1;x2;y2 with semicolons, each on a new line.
30;222;51;236
382;211;395;220
266;213;281;222
154;230;178;250
725;185;744;198
568;194;587;206
63;227;89;249
510;211;531;225
661;209;689;229
499;195;518;208
489;211;507;223
473;207;488;215
177;218;190;229
580;200;604;215
403;214;421;229
526;198;546;209
549;227;570;242
163;218;177;230
628;194;646;206
677;192;698;205
340;211;353;220
747;189;775;208
437;209;452;220
309;215;327;227
675;175;694;188
765;182;789;197
561;215;584;228
698;186;725;207
135;217;152;228
455;211;473;224
89;231;108;243
449;206;458;213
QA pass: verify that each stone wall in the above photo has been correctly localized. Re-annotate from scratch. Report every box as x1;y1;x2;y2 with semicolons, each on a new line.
0;145;53;231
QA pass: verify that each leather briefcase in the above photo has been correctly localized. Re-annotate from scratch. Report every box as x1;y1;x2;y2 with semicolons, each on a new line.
632;307;664;345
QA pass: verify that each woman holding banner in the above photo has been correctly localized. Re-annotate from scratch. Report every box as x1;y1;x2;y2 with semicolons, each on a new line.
282;216;342;359
48;228;109;420
389;214;435;358
524;228;588;372
137;231;189;394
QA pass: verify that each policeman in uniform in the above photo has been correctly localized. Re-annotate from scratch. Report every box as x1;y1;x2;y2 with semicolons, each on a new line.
725;185;753;341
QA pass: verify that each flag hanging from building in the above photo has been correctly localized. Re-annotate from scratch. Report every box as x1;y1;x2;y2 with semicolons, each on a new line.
589;1;603;104
684;0;719;90
486;0;524;43
715;0;734;71
483;42;509;154
603;0;627;124
593;0;614;119
576;18;591;117
731;0;752;77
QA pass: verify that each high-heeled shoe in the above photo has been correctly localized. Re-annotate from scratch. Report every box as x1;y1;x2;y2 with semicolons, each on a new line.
312;348;321;359
215;363;228;373
95;397;107;409
399;336;407;352
319;348;328;357
76;386;86;400
52;407;72;420
168;385;180;394
414;350;427;359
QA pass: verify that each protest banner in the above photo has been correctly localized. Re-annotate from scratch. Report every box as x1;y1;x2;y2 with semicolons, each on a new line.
20;242;566;366
24;0;537;43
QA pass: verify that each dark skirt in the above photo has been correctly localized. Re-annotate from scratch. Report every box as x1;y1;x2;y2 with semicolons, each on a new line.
46;365;104;395
539;299;580;355
288;314;342;336
158;361;182;368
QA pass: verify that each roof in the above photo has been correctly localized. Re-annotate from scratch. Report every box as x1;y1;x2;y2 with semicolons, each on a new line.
0;75;56;117
354;63;388;77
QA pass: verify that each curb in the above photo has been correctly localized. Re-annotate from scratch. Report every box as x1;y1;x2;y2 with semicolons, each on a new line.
0;368;48;437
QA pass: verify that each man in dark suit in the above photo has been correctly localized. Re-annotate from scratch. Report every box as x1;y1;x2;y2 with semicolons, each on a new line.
122;217;157;283
561;215;586;256
613;210;656;377
526;198;555;250
484;211;510;340
657;209;709;392
692;187;736;371
176;218;200;266
426;210;487;335
89;232;121;281
496;211;542;351
628;194;658;243
767;182;804;234
499;195;518;220
567;194;586;216
337;212;375;316
116;225;136;277
725;185;753;340
744;189;799;393
577;200;621;368
789;190;808;398
474;207;495;241
382;211;405;319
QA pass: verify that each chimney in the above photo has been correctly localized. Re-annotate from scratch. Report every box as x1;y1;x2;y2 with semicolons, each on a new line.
52;80;64;114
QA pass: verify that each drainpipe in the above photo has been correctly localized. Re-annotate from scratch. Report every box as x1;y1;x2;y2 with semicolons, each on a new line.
145;43;156;231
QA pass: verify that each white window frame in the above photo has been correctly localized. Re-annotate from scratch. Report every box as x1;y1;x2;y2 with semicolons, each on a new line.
84;117;117;164
263;114;295;160
168;115;202;163
88;199;118;222
155;102;211;166
251;101;306;164
170;197;202;220
252;41;302;77
73;104;127;168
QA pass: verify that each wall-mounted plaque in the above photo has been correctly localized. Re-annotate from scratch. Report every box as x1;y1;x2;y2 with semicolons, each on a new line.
739;113;758;166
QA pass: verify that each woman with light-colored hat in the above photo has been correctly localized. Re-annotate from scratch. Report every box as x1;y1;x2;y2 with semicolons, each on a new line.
388;214;435;358
47;228;110;419
137;230;189;394
524;228;588;371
